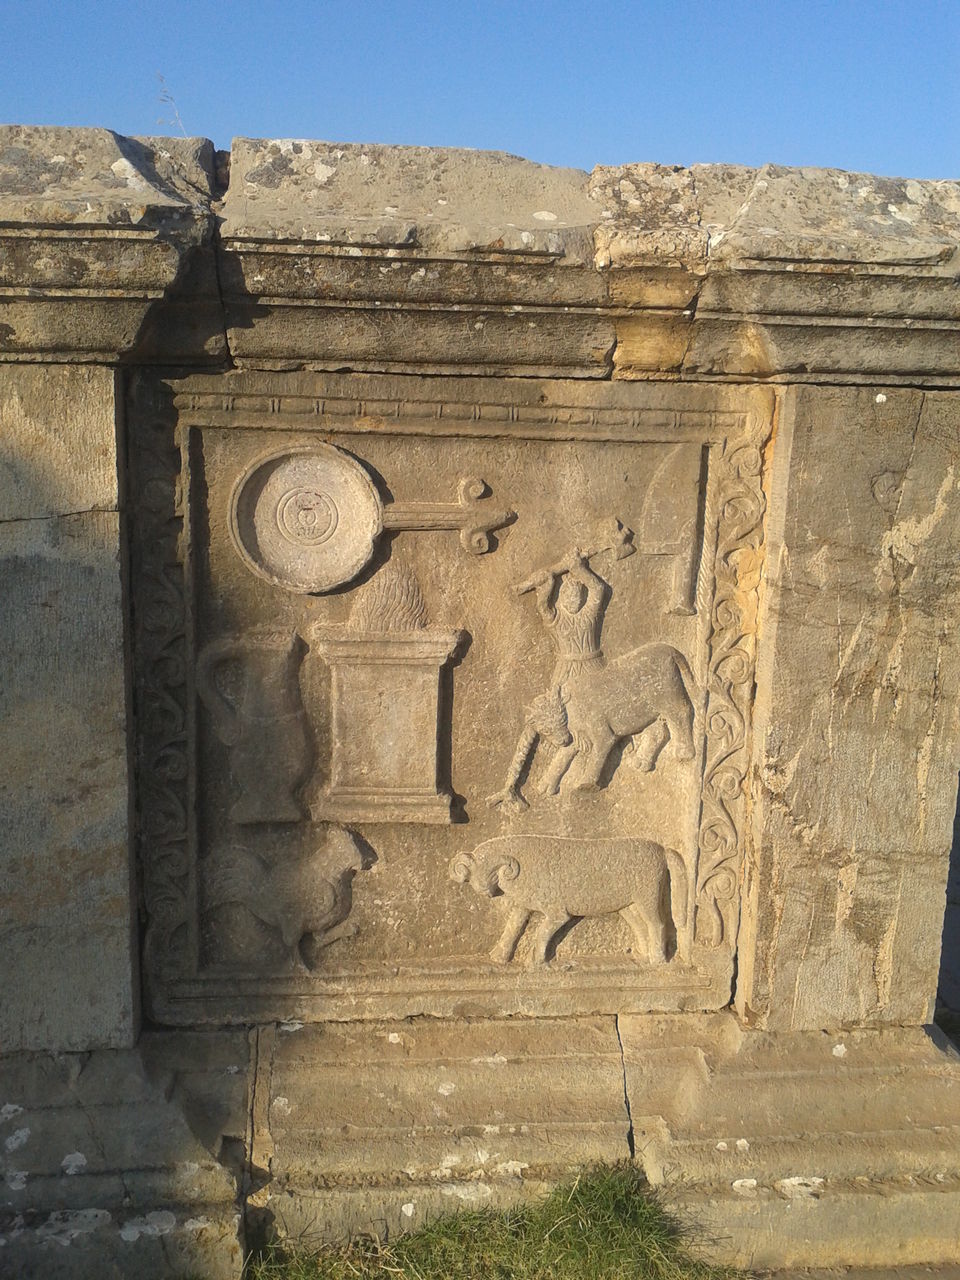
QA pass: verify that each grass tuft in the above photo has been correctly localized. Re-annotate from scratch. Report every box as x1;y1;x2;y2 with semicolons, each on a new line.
245;1163;745;1279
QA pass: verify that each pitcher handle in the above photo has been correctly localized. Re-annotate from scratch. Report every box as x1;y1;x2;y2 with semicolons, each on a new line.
196;637;244;746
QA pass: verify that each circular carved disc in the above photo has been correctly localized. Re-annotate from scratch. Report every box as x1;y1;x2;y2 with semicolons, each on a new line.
230;445;383;593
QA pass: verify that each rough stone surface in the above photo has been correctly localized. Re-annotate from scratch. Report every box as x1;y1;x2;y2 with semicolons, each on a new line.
0;365;135;1054
251;1016;629;1244
0;1039;245;1278
764;1270;960;1280
0;126;216;226
593;160;960;270
0;364;118;519
221;143;960;273
0;125;222;362
2;128;960;1275
4;128;960;375
621;1017;960;1269
941;811;960;1012
216;143;960;379
740;388;960;1030
222;137;599;259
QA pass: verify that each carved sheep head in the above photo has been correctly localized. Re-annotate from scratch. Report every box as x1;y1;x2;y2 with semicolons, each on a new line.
449;851;520;897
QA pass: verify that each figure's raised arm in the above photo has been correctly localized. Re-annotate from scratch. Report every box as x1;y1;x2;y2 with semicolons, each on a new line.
535;573;558;623
566;549;605;611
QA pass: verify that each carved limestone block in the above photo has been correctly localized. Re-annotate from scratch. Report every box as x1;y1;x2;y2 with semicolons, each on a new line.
635;443;705;615
514;516;635;595
310;564;463;824
488;530;697;812
196;628;312;824
557;643;697;787
382;475;515;553
451;835;690;966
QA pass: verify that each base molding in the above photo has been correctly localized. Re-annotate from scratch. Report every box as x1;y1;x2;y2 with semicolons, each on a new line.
621;1016;960;1270
0;1039;245;1279
2;1015;958;1275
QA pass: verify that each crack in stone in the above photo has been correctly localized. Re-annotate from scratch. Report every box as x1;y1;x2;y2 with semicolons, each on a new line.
241;1025;260;1239
0;506;115;524
614;1015;635;1160
602;333;618;379
208;220;235;370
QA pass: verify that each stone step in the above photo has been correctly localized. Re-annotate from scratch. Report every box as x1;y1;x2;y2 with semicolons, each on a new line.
0;1204;242;1280
676;1067;960;1137
0;1053;160;1113
705;1045;960;1087
708;1026;959;1075
264;1014;634;1186
269;1053;628;1130
620;1020;959;1077
639;1125;960;1186
761;1267;960;1280
273;1118;629;1182
0;1164;236;1215
665;1175;960;1272
1;1099;230;1181
253;1175;554;1248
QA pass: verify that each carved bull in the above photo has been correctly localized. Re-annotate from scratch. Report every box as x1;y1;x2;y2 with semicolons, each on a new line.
450;835;688;966
542;643;697;795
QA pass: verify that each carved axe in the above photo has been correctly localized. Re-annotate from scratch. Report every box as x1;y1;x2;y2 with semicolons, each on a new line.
516;517;635;595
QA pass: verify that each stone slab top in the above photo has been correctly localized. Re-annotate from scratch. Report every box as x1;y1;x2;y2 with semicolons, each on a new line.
0;125;217;231
222;137;960;272
594;161;960;270
1;125;958;272
222;137;599;259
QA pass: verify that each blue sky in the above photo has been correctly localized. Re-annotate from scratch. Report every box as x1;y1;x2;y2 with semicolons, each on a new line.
4;0;958;177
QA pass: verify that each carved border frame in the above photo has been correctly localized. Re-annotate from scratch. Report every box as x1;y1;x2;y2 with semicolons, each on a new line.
128;374;194;1003
128;372;772;1022
695;433;768;948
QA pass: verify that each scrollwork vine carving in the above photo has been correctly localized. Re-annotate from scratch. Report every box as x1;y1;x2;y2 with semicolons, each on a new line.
696;438;767;947
128;389;192;998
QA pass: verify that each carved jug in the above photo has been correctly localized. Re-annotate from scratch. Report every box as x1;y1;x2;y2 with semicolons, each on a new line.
196;629;312;823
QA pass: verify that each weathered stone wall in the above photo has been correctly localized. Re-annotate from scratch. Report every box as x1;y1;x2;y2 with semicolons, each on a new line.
2;126;960;1275
743;386;960;1029
0;365;136;1052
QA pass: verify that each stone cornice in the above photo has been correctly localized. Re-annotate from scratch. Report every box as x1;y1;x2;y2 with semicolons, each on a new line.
1;128;959;379
0;127;225;362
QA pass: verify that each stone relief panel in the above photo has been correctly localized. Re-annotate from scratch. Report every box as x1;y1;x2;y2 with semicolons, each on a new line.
231;443;514;592
487;535;697;813
127;372;772;1024
230;444;384;592
636;444;705;615
202;826;369;972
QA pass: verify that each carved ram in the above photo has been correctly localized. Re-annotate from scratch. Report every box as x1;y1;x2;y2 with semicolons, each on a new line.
450;835;688;966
